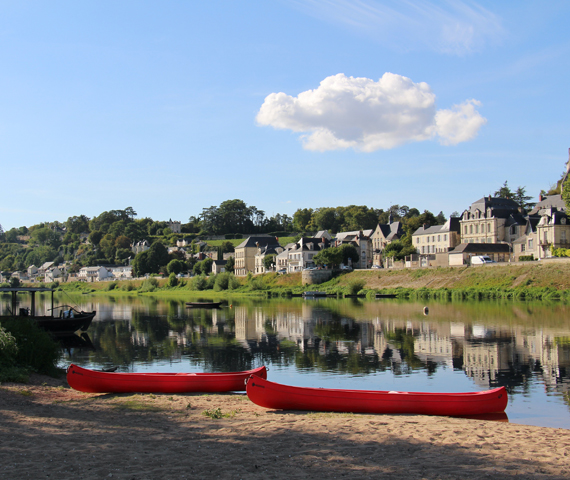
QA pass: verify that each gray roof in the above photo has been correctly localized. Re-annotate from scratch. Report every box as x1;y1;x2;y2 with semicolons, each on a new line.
528;194;566;215
449;243;510;254
464;196;522;219
236;236;280;249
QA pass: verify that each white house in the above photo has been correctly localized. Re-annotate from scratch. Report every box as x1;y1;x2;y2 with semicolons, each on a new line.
78;266;112;282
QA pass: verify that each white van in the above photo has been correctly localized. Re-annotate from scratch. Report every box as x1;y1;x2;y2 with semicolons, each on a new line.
471;255;495;265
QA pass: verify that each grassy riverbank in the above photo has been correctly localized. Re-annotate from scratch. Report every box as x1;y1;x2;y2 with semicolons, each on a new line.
50;262;570;302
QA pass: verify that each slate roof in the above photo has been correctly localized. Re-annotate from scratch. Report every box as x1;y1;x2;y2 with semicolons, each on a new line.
449;243;510;254
235;235;280;249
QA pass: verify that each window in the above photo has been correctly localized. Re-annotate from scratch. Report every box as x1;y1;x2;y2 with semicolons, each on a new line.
469;225;473;234
437;235;441;242
475;225;479;234
562;230;567;242
521;244;525;252
444;234;447;241
464;226;468;234
529;239;533;249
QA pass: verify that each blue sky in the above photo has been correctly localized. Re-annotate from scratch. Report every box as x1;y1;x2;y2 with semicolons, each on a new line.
1;1;569;230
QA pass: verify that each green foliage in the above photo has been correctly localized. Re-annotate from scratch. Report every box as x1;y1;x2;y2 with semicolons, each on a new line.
167;272;179;287
263;254;276;270
139;278;159;292
519;255;537;261
0;319;61;378
562;179;570;211
192;274;208;291
202;407;238;419
314;246;343;268
347;280;366;295
167;259;185;275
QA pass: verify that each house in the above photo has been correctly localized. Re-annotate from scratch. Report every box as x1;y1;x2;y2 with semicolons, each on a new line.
211;260;227;275
513;194;569;260
255;244;283;274
370;218;404;267
132;240;150;254
27;265;39;277
412;218;461;255
110;265;133;279
333;230;372;269
460;196;526;245
448;243;511;266
44;266;62;282
234;236;281;276
286;237;330;273
275;243;296;272
167;219;181;234
78;266;112;282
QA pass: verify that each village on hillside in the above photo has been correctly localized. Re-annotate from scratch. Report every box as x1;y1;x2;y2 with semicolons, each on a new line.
2;152;570;285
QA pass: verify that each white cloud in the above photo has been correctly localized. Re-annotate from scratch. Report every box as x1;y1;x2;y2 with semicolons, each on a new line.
256;73;486;152
289;0;505;55
435;99;487;146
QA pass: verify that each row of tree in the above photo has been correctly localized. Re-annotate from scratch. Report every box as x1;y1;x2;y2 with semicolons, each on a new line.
0;179;548;273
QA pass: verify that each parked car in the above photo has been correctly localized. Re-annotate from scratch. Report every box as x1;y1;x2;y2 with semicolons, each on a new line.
340;265;352;271
277;269;287;274
371;265;383;269
471;255;495;265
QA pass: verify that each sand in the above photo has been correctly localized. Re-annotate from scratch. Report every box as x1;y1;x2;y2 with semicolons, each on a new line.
1;374;569;480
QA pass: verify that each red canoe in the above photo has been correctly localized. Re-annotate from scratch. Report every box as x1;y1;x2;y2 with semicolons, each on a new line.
246;376;508;417
67;363;267;394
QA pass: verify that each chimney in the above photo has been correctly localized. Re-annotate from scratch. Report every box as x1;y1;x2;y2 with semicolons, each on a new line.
539;193;544;202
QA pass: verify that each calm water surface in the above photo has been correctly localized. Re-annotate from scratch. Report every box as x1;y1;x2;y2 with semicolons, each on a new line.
5;293;570;429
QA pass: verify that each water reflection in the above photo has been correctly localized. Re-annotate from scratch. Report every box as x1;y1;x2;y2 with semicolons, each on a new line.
3;292;570;427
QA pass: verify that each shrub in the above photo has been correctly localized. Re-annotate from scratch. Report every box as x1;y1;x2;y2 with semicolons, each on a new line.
519;255;536;261
0;319;61;378
167;273;179;288
139;278;159;293
347;280;366;295
192;275;208;291
121;282;135;291
106;281;118;291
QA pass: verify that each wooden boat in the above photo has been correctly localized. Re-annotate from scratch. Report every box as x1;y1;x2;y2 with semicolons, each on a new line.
185;301;223;308
302;291;327;298
246;376;508;417
67;363;267;394
0;287;95;334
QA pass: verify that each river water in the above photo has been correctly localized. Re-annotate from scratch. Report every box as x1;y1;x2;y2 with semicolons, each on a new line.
4;293;570;429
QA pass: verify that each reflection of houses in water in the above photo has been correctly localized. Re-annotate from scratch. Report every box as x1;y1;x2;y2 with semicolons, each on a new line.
515;329;570;392
414;329;453;367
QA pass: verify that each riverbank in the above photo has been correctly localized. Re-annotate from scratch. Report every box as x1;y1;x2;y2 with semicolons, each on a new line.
1;374;569;479
50;262;570;302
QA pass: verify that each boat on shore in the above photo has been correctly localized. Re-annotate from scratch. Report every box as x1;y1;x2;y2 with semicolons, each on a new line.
185;301;223;308
302;291;327;298
67;363;267;394
246;376;508;417
0;287;95;334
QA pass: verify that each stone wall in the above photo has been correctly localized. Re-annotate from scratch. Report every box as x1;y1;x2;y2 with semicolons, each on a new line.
302;269;333;285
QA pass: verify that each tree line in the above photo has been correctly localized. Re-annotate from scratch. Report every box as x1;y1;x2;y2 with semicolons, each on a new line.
0;180;543;275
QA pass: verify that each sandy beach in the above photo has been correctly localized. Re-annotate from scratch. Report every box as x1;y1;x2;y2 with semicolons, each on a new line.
1;374;569;480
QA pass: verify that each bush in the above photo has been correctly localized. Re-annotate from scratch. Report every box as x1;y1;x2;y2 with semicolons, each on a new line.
519;255;535;261
167;273;179;287
121;282;135;291
347;280;366;295
139;278;159;292
106;281;118;291
192;275;208;291
0;319;61;379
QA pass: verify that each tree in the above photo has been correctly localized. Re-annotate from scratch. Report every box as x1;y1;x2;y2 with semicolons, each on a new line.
0;224;4;242
513;186;535;210
263;254;276;271
563;179;570;211
293;208;314;231
313;247;344;269
494;181;513;199
339;244;359;266
225;256;235;273
167;259;184;275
